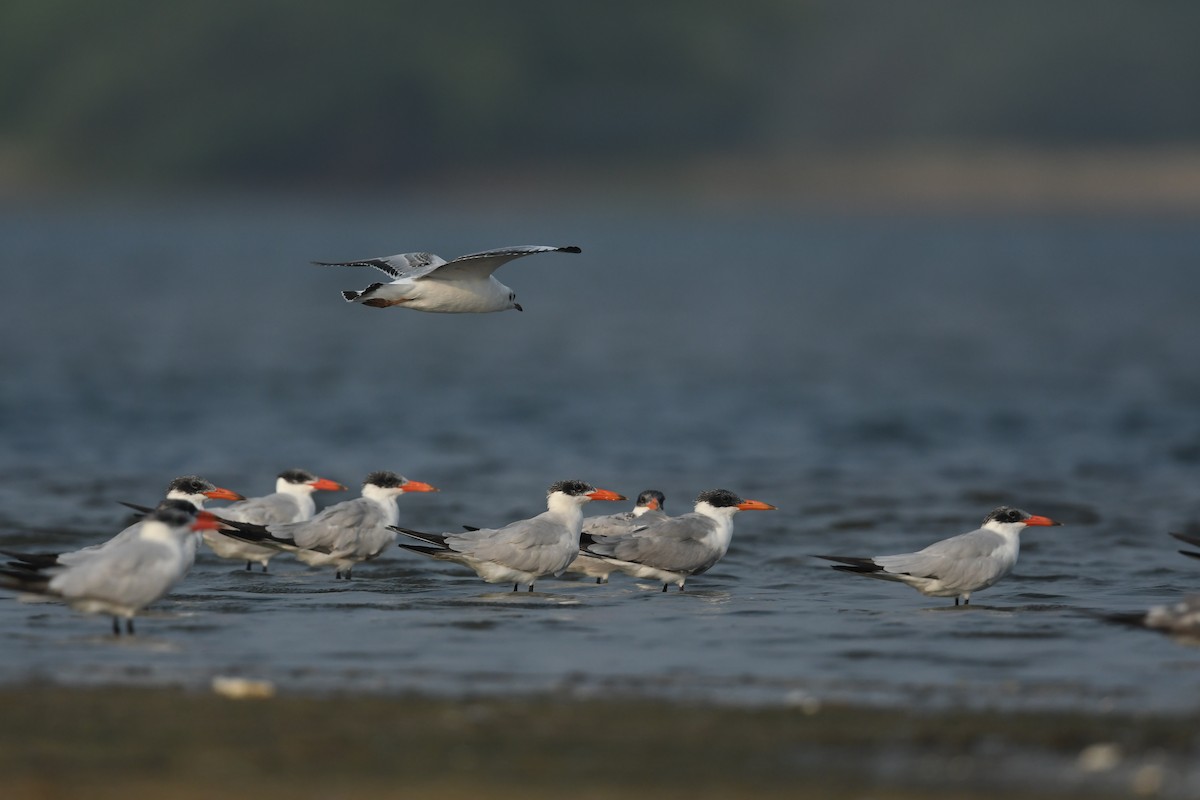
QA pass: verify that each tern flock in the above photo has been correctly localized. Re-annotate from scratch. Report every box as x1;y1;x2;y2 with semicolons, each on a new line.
1;243;1196;640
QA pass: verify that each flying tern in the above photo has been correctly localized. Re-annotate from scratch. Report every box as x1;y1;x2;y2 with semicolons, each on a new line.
816;506;1062;605
392;480;625;591
316;244;581;313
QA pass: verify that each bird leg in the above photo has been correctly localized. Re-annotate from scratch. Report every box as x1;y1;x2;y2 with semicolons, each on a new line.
245;562;252;571
512;583;519;592
261;564;269;573
661;584;668;593
126;618;135;635
527;584;534;592
112;617;120;636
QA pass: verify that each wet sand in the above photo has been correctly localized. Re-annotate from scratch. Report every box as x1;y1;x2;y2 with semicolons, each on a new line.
2;685;1196;799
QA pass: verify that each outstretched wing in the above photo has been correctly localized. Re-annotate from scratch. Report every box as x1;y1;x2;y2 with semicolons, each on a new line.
430;245;581;281
312;252;448;280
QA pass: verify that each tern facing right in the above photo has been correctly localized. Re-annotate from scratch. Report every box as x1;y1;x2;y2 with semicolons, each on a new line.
567;489;668;584
215;471;437;579
1;475;243;573
317;244;581;313
580;489;777;592
816;506;1062;606
392;480;625;591
0;502;222;635
203;468;346;572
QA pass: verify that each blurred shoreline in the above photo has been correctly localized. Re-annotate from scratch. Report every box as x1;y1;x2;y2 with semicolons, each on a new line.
7;148;1200;215
2;684;1196;799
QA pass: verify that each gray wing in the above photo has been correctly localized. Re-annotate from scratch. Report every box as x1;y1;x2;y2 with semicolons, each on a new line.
218;493;302;526
445;513;573;574
273;498;381;553
312;252;448;280
49;539;182;607
873;529;1007;583
582;509;665;539
585;514;718;573
56;520;144;566
429;245;581;281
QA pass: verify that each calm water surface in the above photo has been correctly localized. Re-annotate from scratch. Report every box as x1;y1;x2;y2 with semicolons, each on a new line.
2;197;1199;710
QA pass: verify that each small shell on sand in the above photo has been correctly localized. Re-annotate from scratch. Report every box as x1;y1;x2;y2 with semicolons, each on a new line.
211;676;276;700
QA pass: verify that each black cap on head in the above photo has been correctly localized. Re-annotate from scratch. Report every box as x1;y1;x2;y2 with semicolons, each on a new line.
549;479;594;496
365;471;406;489
278;468;317;484
984;506;1030;524
636;490;666;509
168;475;214;495
695;489;742;508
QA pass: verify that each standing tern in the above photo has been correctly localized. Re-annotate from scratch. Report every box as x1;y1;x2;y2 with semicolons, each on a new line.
392;480;625;591
316;244;581;313
567;489;668;583
816;506;1062;606
0;502;223;635
580;489;776;592
215;471;437;579
1;475;243;572
203;469;346;572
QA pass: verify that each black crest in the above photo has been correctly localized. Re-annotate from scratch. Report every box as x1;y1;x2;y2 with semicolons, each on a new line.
167;475;214;496
636;490;666;509
984;506;1029;524
365;471;406;489
549;479;593;496
278;468;317;484
695;489;741;508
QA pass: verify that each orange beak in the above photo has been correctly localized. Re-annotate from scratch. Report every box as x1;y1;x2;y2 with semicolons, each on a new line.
1023;515;1061;527
645;498;660;510
736;499;777;511
311;478;346;492
587;488;626;502
401;480;439;493
191;511;223;531
205;487;245;501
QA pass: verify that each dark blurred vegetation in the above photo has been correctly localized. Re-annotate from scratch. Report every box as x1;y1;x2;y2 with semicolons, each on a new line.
2;1;1200;188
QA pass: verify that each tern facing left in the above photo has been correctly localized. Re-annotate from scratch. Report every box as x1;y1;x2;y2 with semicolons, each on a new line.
816;506;1062;606
316;244;581;313
392;480;625;591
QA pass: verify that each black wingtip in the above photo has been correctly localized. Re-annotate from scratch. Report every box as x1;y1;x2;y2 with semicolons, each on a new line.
341;290;360;302
1179;550;1200;560
560;246;582;254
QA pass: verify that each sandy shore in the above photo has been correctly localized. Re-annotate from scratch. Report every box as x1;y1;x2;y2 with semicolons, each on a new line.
1;684;1196;799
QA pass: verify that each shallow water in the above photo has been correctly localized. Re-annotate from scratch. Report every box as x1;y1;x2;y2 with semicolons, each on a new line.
2;197;1199;710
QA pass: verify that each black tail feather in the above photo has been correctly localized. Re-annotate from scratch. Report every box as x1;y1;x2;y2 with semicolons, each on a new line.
389;526;449;549
814;554;884;573
0;569;52;594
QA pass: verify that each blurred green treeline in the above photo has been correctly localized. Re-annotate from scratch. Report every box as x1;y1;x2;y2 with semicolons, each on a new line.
2;1;1200;187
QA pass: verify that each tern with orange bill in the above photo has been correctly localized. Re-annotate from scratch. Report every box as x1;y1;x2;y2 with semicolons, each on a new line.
2;475;243;573
392;480;625;591
0;502;224;635
214;471;437;579
568;489;668;583
203;468;346;572
816;506;1062;606
580;489;777;592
